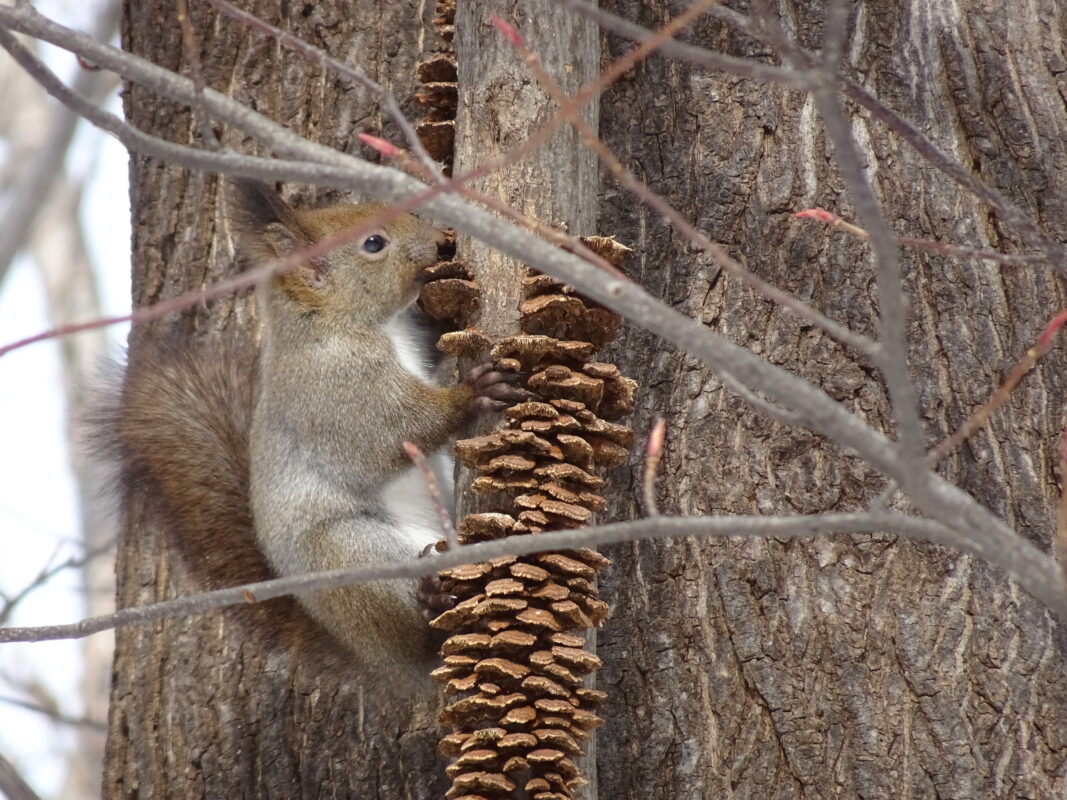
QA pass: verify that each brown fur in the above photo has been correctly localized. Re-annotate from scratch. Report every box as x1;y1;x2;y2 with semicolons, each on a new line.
98;335;346;668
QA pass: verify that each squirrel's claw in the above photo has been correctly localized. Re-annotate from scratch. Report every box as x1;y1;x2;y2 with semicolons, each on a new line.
416;543;456;621
466;364;532;410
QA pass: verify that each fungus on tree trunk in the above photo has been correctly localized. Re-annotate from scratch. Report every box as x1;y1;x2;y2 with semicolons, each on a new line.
424;245;635;799
414;4;634;795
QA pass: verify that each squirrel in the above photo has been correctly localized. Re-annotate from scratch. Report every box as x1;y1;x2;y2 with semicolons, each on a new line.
108;179;514;679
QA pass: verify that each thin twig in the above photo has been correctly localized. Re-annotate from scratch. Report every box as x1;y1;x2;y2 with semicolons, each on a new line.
930;309;1067;462
0;753;42;800
493;14;880;362
808;1;927;472
796;208;1041;266
551;0;814;88
176;0;219;149
0;694;107;732
873;308;1067;508
0;0;120;287
403;441;457;550
2;510;1061;645
0;540;113;626
642;418;667;517
205;0;443;181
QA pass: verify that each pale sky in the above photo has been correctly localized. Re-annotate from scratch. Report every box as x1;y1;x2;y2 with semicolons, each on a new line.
0;1;130;794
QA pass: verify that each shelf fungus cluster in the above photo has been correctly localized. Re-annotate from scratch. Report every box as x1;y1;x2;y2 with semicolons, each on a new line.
424;238;635;800
415;0;457;173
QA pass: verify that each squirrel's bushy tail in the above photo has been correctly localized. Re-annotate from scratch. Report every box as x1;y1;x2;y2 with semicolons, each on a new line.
97;335;340;662
112;337;262;587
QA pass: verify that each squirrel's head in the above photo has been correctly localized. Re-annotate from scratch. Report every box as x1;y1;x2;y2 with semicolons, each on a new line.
228;179;444;323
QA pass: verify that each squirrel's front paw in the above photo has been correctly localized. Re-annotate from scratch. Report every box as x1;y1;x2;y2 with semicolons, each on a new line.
465;363;531;411
416;542;456;622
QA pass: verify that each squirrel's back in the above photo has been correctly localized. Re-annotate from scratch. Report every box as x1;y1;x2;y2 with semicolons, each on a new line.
100;334;344;665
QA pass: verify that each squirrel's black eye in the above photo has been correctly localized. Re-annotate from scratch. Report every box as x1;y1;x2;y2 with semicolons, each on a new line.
362;234;387;254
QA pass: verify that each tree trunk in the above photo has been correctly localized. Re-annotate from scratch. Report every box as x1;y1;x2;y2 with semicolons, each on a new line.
594;1;1067;798
106;0;1067;798
451;2;602;796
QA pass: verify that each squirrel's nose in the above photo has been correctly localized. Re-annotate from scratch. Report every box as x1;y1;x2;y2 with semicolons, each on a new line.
409;234;443;267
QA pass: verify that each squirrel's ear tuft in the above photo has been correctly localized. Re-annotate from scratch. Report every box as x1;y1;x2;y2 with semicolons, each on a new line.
227;179;312;265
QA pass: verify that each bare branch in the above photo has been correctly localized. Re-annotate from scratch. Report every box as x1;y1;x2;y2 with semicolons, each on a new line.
0;753;42;800
0;0;120;287
0;540;114;626
795;208;1041;267
1;510;1062;645
0;694;107;732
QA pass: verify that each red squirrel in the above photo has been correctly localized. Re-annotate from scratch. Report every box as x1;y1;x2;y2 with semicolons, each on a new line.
110;180;514;677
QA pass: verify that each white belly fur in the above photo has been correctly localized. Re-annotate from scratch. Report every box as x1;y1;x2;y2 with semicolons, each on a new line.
381;309;452;551
384;309;431;380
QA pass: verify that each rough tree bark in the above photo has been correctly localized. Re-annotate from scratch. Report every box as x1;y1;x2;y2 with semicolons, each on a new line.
594;2;1067;798
105;0;1067;799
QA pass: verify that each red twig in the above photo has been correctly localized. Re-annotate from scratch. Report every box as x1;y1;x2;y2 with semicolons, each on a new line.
796;208;1041;266
403;441;457;549
358;133;624;279
642;418;667;517
873;308;1067;510
930;309;1067;463
1057;423;1067;586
